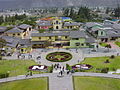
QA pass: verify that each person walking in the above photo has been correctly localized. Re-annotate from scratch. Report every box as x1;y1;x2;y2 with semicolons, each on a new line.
67;70;70;75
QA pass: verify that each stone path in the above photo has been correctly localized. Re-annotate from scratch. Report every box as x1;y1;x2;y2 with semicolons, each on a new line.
107;42;120;49
1;72;120;90
49;74;73;90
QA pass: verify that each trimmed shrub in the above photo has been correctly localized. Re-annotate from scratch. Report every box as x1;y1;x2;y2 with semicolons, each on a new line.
49;64;53;73
0;73;9;79
110;55;115;59
66;64;71;70
104;59;110;63
101;68;109;73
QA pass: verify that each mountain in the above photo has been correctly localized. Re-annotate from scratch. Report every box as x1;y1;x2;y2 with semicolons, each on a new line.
0;0;120;9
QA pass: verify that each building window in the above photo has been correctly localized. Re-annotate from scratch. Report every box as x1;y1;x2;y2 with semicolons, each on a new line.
65;36;68;39
39;37;41;40
75;43;80;46
18;33;20;36
56;26;59;29
56;21;59;24
101;31;103;35
49;37;51;39
13;34;15;36
72;38;79;40
81;43;84;46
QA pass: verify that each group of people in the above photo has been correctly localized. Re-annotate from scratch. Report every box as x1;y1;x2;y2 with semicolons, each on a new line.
53;63;75;77
17;54;32;59
25;71;33;77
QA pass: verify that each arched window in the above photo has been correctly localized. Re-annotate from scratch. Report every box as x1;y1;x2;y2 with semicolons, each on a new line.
56;26;59;29
56;21;59;24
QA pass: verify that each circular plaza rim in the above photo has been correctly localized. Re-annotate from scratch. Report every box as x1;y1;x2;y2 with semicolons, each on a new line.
46;52;72;62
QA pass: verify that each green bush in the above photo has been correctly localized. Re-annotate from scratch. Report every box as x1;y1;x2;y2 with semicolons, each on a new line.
115;41;120;47
0;73;9;79
101;68;109;73
0;56;2;60
110;55;115;59
49;64;53;73
66;64;71;70
75;69;79;72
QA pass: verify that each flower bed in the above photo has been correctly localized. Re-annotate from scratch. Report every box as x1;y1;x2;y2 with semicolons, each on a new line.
72;64;93;70
29;65;48;71
46;52;72;62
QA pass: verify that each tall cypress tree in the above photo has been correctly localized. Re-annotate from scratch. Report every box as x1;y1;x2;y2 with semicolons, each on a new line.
114;7;120;18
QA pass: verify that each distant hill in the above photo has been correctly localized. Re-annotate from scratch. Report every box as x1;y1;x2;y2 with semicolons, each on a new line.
0;0;120;9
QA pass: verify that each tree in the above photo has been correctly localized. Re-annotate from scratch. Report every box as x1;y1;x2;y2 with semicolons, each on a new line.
0;38;6;48
106;7;110;14
114;7;120;18
0;16;4;25
73;7;92;22
0;38;6;60
38;29;46;33
69;7;74;18
63;8;70;17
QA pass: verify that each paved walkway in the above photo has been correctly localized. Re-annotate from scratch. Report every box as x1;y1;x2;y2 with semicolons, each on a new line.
3;48;120;65
1;72;120;90
107;42;120;49
49;74;73;90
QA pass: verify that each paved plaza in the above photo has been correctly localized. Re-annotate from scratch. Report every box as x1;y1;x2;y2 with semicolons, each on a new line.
1;47;120;90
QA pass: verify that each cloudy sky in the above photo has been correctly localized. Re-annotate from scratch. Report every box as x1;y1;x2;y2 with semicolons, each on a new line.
0;0;119;9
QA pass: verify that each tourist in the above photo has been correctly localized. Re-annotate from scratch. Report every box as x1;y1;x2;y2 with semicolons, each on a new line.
71;69;75;74
22;55;25;59
25;72;29;77
54;64;56;68
60;70;63;76
54;64;57;70
62;66;64;72
30;71;33;76
117;53;119;56
57;63;59;68
67;70;70;75
60;66;61;69
38;61;41;64
17;55;20;59
37;56;41;60
28;54;32;59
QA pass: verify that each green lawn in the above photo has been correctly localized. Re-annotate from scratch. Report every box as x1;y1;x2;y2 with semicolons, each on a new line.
80;56;120;72
115;41;120;47
0;60;40;77
99;43;108;47
0;77;48;90
73;76;120;90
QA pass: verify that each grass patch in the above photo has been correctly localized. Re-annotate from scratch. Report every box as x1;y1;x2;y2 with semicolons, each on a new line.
80;56;120;72
99;43;108;47
73;76;120;90
115;41;120;47
0;77;48;90
0;60;42;77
